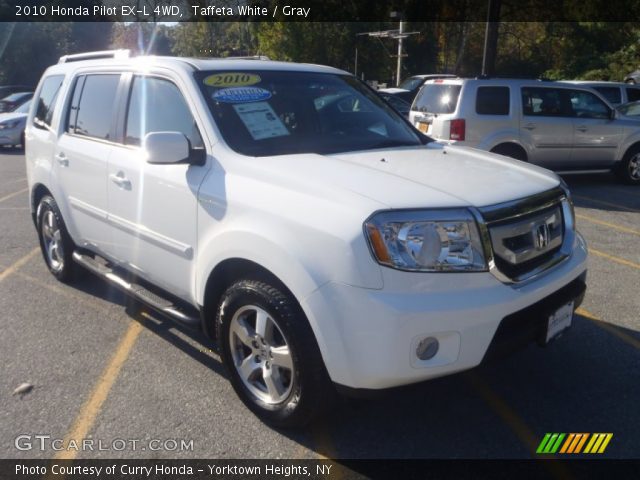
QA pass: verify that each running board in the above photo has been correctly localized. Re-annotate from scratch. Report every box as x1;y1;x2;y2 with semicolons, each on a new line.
72;251;201;330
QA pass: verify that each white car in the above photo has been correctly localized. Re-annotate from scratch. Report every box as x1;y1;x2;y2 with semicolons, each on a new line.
0;99;30;147
26;51;588;427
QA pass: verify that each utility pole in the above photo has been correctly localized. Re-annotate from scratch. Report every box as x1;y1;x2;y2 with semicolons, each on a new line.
396;19;404;86
356;14;419;87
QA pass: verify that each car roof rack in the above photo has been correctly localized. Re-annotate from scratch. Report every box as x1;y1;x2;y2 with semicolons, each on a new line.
225;55;271;61
58;49;131;64
474;75;551;81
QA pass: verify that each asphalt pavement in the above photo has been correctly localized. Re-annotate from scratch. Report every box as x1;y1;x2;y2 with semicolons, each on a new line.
1;148;638;464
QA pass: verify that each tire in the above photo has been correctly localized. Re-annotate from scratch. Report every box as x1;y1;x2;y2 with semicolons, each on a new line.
36;195;76;282
616;146;640;185
216;279;333;428
19;131;25;149
490;143;528;162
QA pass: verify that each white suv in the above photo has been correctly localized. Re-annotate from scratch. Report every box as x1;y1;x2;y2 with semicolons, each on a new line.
409;77;640;184
26;51;588;427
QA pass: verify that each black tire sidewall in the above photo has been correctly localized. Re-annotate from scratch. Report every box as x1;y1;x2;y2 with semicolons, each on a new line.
36;195;75;282
216;280;330;428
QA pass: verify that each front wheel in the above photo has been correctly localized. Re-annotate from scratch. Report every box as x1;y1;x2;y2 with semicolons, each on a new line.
216;279;333;428
36;195;76;282
616;147;640;185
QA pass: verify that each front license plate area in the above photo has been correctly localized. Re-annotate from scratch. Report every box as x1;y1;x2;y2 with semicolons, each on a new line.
545;301;574;343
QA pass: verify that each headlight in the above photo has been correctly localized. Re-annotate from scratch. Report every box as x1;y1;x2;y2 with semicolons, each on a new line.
364;209;487;272
0;120;19;130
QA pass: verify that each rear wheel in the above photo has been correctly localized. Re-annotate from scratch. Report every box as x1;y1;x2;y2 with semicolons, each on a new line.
616;146;640;185
36;195;76;282
216;279;333;428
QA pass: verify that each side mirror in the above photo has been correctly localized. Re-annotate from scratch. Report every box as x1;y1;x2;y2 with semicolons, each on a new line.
143;132;189;164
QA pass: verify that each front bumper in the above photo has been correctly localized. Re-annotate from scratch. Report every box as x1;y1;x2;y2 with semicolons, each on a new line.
302;232;588;390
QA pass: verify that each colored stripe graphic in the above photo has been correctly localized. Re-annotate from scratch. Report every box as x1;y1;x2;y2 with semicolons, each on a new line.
539;433;613;454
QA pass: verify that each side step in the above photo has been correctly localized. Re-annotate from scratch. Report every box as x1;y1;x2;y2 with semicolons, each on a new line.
72;251;201;330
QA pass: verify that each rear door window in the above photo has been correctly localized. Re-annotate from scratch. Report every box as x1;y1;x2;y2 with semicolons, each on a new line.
70;74;120;141
412;84;461;114
33;75;64;129
476;86;510;115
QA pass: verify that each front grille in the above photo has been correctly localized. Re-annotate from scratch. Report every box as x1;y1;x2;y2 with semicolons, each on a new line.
478;187;570;283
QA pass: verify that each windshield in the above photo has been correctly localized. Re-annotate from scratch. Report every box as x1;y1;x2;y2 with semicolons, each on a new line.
196;70;423;157
398;76;424;91
412;84;462;114
15;100;31;113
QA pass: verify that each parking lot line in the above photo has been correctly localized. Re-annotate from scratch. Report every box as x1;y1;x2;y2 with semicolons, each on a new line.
54;320;143;460
0;186;28;204
576;214;640;237
577;308;640;351
466;373;573;478
0;247;39;283
573;195;640;214
589;248;640;270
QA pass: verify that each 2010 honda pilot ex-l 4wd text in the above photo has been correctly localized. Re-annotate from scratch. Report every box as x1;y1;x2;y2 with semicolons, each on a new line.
25;51;588;427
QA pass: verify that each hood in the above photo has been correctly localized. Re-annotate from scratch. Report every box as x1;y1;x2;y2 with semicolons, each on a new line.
243;142;560;210
378;87;409;95
0;112;27;123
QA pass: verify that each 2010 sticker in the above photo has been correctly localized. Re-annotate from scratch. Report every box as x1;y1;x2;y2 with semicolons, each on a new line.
212;87;271;103
203;73;261;87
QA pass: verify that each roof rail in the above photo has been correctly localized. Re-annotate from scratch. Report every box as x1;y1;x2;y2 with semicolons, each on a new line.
58;49;131;64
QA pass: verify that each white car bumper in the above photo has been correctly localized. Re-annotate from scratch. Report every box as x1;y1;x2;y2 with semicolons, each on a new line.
303;232;588;391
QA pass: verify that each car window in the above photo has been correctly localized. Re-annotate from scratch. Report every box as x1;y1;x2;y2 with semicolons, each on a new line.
412;84;461;114
593;86;621;105
33;75;64;129
70;74;120;140
617;101;640;116
197;70;422;157
626;87;640;102
569;90;610;119
476;86;510;115
125;76;203;148
521;87;573;117
398;76;424;91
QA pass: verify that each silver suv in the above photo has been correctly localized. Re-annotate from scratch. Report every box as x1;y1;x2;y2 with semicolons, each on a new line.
409;77;640;184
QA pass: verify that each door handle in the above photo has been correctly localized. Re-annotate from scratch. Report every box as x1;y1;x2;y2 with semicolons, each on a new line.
523;123;536;130
109;172;131;189
576;125;588;132
54;153;69;167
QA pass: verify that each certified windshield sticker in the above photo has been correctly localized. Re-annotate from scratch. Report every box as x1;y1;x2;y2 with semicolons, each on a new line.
233;102;290;140
212;87;271;103
204;73;261;87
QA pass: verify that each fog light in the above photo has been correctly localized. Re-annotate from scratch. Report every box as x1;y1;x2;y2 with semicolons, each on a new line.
416;337;439;360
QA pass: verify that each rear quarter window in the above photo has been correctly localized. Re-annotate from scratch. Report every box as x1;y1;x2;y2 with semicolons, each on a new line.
412;84;461;114
33;75;64;129
475;86;510;115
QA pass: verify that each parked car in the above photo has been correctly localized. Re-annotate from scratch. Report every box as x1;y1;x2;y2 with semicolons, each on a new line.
0;91;33;113
26;51;587;427
624;70;640;84
0;85;32;99
0;99;30;148
410;77;640;184
378;74;456;103
561;80;640;106
616;100;640;118
378;91;411;117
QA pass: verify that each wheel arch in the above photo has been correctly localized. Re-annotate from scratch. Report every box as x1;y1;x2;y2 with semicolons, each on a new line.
30;183;53;225
490;141;529;161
